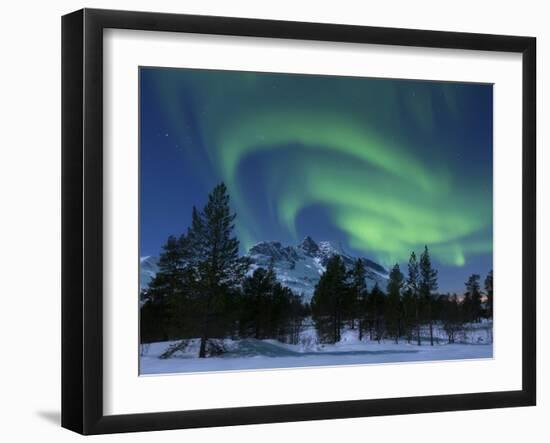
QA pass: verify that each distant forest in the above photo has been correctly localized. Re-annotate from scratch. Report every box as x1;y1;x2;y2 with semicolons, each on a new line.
140;183;493;358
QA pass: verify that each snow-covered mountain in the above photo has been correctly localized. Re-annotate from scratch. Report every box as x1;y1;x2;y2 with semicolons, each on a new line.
139;236;388;300
247;236;388;301
140;256;159;290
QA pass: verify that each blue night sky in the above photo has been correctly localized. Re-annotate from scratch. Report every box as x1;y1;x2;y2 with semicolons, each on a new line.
140;67;493;294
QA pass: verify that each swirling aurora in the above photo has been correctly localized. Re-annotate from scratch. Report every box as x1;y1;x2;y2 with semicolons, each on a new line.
140;67;493;293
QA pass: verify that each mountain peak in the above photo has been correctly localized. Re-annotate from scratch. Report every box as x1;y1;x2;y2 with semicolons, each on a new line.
298;236;319;255
317;240;345;256
249;241;299;262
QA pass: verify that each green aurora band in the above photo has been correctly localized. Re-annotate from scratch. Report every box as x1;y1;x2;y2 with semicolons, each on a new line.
151;69;492;267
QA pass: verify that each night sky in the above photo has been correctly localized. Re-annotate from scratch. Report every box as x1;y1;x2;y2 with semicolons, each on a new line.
140;67;493;294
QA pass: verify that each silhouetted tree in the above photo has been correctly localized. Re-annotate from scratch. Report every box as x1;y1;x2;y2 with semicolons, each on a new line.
419;246;438;345
465;274;482;323
368;283;386;343
186;183;248;358
311;255;348;343
140;234;189;342
386;263;404;343
401;287;416;343
349;258;368;338
407;251;421;345
240;266;277;339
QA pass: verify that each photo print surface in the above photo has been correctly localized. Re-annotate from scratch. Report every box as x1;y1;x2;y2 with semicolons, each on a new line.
139;67;493;375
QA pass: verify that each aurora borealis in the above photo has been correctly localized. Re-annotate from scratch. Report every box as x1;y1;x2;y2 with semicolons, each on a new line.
140;67;493;293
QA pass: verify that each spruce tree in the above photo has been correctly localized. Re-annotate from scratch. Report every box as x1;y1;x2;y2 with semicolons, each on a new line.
461;288;472;323
419;246;438;346
401;288;415;343
311;255;348;343
241;266;277;339
407;251;421;345
368;283;386;343
386;263;404;344
186;183;248;358
349;258;367;336
152;234;187;303
465;274;482;323
140;234;187;342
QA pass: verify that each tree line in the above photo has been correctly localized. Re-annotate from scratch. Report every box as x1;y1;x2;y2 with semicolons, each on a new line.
141;182;493;358
311;250;493;345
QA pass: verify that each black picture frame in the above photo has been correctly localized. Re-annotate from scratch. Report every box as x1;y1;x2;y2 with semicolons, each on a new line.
62;8;536;435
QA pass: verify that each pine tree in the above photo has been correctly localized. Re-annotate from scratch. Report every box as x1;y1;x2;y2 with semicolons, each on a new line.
349;258;367;336
465;274;482;323
160;235;186;271
140;234;188;342
368;283;386;343
419;246;438;346
186;183;248;358
151;234;187;303
407;251;421;345
485;270;493;318
270;283;294;341
241;267;273;339
401;288;415;343
386;263;404;343
311;255;348;343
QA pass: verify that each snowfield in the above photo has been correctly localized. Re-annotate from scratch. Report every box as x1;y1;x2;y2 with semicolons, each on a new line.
139;327;493;375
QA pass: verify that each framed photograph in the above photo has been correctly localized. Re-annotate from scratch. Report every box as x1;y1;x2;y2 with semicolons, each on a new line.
62;8;536;435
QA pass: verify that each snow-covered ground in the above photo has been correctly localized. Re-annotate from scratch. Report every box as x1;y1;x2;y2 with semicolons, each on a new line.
140;327;493;375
